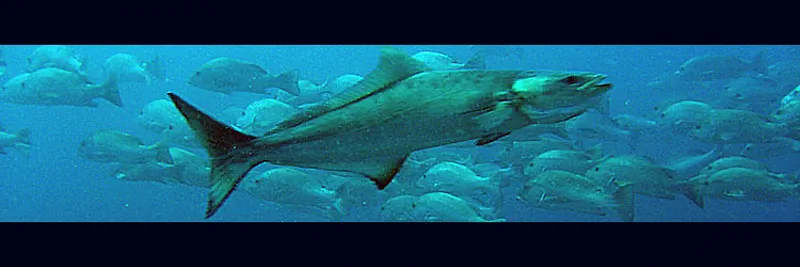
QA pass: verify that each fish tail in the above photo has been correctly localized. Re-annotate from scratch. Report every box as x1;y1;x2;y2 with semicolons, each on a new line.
267;69;301;96
13;128;31;156
462;53;486;69
328;198;347;221
144;55;167;82
16;128;31;146
99;72;123;107
168;92;260;219
679;182;705;209
76;54;90;76
612;182;635;222
550;122;571;140
150;140;175;165
751;50;769;75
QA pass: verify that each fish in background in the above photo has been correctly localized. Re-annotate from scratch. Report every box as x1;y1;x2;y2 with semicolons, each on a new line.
102;53;167;85
517;170;634;222
656;100;714;134
235;98;298;135
646;72;711;94
690;109;789;144
0;123;31;156
77;129;172;164
137;99;199;148
411;51;486;70
522;146;605;182
380;192;506;222
274;75;365;107
415;161;504;220
681;167;799;208
699;156;771;177
188;57;300;96
496;136;579;173
566;109;633;142
26;45;89;76
738;137;800;159
167;147;211;188
113;160;180;184
168;46;612;218
217;106;247;126
673;51;769;81
612;114;659;133
663;146;723;179
716;76;783;114
772;85;800;127
766;61;800;90
238;167;347;221
0;67;122;108
468;45;525;61
0;45;6;78
585;155;682;201
331;175;385;212
273;79;332;107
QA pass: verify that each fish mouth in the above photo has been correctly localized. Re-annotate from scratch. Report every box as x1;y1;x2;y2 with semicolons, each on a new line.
578;74;612;93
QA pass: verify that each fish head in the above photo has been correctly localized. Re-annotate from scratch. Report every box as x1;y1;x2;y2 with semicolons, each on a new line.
512;71;612;124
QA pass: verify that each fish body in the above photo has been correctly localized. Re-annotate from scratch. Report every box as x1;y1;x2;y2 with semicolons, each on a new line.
169;47;611;218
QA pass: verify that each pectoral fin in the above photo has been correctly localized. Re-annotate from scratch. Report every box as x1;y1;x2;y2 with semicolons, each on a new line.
472;101;516;132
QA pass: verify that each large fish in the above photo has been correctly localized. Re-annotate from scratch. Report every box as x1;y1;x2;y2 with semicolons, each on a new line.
168;47;612;218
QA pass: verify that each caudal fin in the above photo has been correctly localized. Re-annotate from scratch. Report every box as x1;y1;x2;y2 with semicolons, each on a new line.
462;53;486;69
99;73;123;107
16;128;31;145
268;70;301;96
751;50;769;75
612;182;635;222
680;182;705;209
144;55;167;82
168;92;260;219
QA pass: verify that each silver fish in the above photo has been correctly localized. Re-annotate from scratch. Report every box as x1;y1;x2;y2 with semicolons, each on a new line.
188;57;300;96
674;52;768;81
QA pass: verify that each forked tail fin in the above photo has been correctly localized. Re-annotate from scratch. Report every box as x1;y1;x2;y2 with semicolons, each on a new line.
612;182;635;222
168;92;260;219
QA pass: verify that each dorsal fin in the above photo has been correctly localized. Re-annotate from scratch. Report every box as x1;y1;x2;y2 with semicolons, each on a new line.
268;47;429;133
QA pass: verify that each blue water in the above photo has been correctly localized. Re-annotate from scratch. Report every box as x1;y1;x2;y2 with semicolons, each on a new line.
1;45;799;222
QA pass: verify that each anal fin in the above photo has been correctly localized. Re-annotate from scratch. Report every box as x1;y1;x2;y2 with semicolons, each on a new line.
312;154;410;190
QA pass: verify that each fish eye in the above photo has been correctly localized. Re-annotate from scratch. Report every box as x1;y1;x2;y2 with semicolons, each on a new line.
694;125;701;129
562;76;580;85
168;125;174;130
660;113;666;118
20;82;25;88
594;167;600;172
139;110;143;115
411;203;417;208
734;93;742;98
241;111;246;116
707;166;713;170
